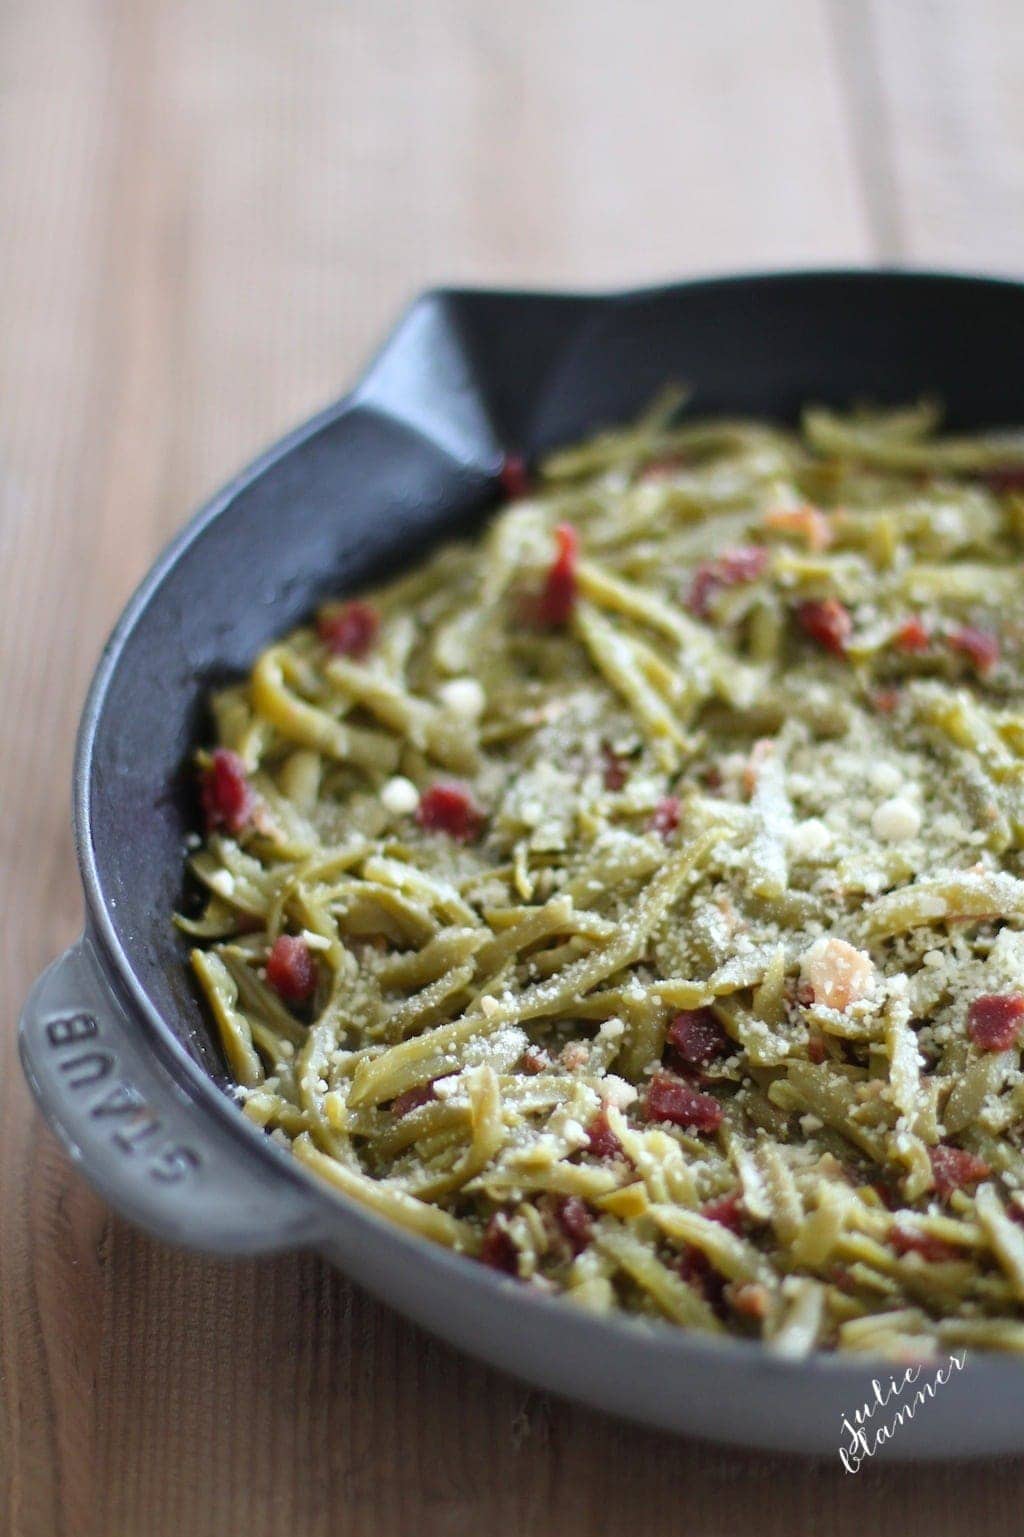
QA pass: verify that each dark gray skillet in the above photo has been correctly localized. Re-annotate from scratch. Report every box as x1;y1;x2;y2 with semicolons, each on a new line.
20;271;1024;1458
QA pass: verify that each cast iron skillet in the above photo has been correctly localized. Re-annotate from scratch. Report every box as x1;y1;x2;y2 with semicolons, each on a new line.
20;272;1024;1459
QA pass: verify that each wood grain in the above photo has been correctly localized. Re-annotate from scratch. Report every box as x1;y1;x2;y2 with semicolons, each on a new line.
1;2;1021;1532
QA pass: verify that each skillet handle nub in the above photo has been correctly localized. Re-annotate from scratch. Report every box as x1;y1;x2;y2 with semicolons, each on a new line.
19;935;318;1254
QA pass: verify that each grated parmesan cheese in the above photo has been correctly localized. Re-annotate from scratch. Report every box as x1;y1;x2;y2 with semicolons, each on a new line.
438;676;486;719
871;796;922;843
381;775;420;816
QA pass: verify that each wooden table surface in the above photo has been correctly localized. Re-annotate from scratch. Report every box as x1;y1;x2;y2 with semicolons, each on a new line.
4;2;1024;1531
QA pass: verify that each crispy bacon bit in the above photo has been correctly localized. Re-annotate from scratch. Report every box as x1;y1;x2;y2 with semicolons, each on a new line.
891;1223;958;1264
763;503;832;552
676;1246;709;1288
894;615;930;653
649;795;680;840
201;748;255;835
554;1195;594;1255
807;1033;827;1065
870;1178;901;1212
742;737;774;796
720;546;770;582
688;566;720;620
929;1144;990;1199
519;1046;550;1076
499;453;531;501
601;743;630;791
666;1009;730;1069
871;687;901;715
687;545;768;619
391;1083;436;1117
645;1073;723;1133
416;782;486;842
676;1246;725;1308
480;1214;519;1276
586;1109;623;1160
265;934;317;1005
701;1190;745;1233
796;597;852;656
730;1281;771;1320
981;466;1024;495
968;993;1024;1052
948;624;1000;675
317;599;380;659
531;522;579;628
639;454;687;484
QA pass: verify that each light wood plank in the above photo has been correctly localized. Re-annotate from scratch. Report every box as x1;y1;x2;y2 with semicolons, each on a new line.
837;0;1024;269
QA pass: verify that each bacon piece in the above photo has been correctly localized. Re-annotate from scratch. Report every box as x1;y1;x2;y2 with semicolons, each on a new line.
948;624;1000;675
519;1046;550;1076
894;616;930;653
807;1033;827;1065
675;1246;725;1308
720;547;769;583
701;1190;745;1233
742;737;775;796
871;1178;901;1212
560;1040;589;1072
687;545;768;619
981;466;1024;494
265;934;317;1005
391;1083;437;1117
929;1144;990;1198
601;743;630;791
480;1214;519;1276
644;1073;723;1133
531;522;579;628
585;1109;624;1160
763;503;832;552
796;597;852;655
891;1223;958;1264
639;454;687;484
317;599;380;659
649;795;680;840
554;1195;594;1256
871;687;901;715
687;566;721;621
499;453;531;501
730;1282;771;1319
416;782;486;842
968;993;1024;1052
666;1009;730;1070
201;748;255;835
